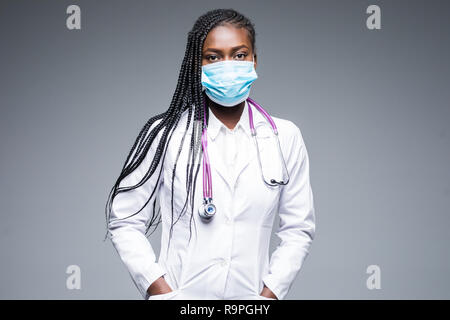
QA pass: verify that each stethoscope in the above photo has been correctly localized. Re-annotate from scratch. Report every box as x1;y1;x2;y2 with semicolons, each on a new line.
198;97;290;221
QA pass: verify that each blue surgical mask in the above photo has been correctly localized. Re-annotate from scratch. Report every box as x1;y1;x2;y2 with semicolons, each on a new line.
201;56;258;107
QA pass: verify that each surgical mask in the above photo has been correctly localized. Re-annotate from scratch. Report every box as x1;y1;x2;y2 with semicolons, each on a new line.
201;55;258;107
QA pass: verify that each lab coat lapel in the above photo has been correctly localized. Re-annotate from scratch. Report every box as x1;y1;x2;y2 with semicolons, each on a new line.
207;100;271;192
232;102;270;188
205;111;234;191
208;142;233;191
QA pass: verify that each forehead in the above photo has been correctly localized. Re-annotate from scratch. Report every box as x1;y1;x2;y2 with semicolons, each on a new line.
203;24;251;50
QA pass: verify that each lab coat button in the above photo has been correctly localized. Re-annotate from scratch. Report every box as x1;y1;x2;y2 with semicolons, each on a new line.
221;259;228;267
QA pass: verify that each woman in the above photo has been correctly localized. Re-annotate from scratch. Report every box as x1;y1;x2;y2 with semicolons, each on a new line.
105;8;315;300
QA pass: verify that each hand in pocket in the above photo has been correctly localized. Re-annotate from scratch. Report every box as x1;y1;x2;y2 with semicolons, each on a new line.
147;276;173;297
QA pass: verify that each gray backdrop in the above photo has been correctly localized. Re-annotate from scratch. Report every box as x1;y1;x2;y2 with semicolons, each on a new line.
0;0;449;299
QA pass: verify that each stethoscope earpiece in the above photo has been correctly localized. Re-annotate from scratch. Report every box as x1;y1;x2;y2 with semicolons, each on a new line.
270;178;289;186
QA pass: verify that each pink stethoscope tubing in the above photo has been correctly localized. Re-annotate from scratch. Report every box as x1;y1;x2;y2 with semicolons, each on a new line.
199;97;290;220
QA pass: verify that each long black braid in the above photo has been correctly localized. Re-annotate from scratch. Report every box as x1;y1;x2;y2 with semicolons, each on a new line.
104;9;257;254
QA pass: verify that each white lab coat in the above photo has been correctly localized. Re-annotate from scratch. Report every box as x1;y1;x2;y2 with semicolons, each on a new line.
108;99;315;300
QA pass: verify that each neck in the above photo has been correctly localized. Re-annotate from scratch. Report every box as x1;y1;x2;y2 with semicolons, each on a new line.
206;97;245;130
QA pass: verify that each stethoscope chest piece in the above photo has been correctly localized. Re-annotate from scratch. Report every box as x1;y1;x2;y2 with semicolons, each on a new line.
198;198;216;220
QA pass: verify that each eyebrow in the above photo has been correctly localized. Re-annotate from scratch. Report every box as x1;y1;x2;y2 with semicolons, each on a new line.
203;44;249;54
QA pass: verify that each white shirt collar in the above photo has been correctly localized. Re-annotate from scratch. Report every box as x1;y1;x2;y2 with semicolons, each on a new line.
207;99;266;141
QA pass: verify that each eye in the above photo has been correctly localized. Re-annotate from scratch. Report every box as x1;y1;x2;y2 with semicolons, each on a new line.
235;53;247;60
206;55;219;62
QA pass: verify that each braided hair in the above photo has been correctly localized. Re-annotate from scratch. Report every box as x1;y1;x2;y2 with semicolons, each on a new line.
104;8;257;253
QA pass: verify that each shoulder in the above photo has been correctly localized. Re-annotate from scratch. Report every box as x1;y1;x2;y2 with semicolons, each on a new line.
168;109;194;136
149;117;164;131
271;116;303;145
141;117;164;144
270;115;308;162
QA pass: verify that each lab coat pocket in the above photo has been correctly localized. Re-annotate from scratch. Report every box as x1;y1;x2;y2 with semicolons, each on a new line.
147;288;180;300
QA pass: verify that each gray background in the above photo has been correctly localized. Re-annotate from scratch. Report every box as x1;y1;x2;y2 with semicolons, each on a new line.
0;0;449;299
